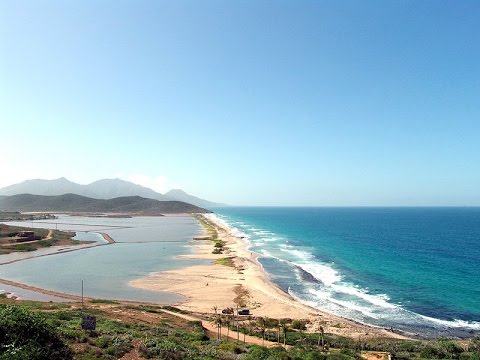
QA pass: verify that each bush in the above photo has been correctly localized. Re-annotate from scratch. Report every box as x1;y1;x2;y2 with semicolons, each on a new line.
460;353;480;360
391;351;413;359
0;304;72;360
104;336;132;357
242;345;270;360
140;338;186;359
291;320;307;330
95;335;110;348
420;344;446;359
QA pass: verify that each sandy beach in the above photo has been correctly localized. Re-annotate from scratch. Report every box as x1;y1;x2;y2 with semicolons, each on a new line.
130;214;407;340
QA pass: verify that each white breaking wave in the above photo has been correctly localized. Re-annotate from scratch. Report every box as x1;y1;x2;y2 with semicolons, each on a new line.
254;230;274;235
279;246;315;261
260;249;274;257
262;237;279;242
292;260;342;286
331;284;396;309
418;314;480;330
305;285;393;319
206;214;249;239
210;212;480;334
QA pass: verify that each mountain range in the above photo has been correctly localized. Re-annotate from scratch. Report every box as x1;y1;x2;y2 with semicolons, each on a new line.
0;193;210;214
0;178;224;208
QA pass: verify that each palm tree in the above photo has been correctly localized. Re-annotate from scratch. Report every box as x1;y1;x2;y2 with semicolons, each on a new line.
245;316;253;344
257;317;267;346
235;306;240;341
277;323;281;344
213;306;222;339
265;318;279;344
216;316;223;340
317;325;325;350
225;314;230;339
279;318;290;346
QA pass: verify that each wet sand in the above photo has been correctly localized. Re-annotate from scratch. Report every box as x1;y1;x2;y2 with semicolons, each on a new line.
130;214;408;340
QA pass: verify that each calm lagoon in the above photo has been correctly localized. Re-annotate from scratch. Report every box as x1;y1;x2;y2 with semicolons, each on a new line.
0;215;206;303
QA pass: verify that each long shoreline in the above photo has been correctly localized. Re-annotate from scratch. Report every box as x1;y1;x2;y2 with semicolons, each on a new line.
0;214;407;339
130;213;408;340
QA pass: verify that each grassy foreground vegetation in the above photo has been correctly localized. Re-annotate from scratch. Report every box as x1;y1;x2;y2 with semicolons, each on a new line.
1;298;479;360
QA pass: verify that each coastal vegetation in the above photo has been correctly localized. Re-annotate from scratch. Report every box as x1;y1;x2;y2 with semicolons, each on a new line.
0;303;72;359
1;298;479;360
214;257;235;267
0;211;56;221
194;214;227;254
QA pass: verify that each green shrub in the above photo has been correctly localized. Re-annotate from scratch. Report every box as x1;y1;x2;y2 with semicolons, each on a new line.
104;336;131;357
0;304;72;360
140;338;186;359
95;335;110;348
420;344;445;359
242;345;270;360
438;339;464;358
391;351;413;359
10;244;35;252
291;320;307;330
460;353;480;360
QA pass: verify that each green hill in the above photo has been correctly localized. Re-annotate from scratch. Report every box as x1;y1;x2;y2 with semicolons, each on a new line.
0;194;210;214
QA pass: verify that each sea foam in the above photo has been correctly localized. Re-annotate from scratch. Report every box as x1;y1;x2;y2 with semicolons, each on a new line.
210;210;480;337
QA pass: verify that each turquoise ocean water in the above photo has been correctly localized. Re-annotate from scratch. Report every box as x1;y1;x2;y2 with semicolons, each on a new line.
212;207;480;338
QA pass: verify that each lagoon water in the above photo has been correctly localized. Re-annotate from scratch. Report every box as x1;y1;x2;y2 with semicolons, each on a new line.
212;207;480;338
2;209;479;337
0;215;206;303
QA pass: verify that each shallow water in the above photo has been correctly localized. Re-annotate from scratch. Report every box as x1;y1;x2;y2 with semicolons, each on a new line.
212;207;480;338
0;284;72;302
0;215;206;303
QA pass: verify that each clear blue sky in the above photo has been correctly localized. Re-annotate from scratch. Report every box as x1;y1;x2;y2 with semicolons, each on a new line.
1;1;479;205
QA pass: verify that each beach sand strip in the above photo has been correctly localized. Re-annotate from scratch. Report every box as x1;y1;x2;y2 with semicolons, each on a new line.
130;214;407;340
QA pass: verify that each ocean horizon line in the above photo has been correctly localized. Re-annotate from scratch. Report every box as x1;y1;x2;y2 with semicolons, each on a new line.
210;205;480;208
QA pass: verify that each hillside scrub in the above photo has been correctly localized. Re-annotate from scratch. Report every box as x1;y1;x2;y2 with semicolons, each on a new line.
1;299;479;359
0;304;73;360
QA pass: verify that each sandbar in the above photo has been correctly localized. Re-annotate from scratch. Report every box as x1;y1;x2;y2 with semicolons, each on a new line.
130;214;407;340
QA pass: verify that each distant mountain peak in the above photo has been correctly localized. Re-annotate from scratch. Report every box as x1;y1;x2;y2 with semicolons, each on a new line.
166;189;188;195
0;178;225;208
165;188;225;208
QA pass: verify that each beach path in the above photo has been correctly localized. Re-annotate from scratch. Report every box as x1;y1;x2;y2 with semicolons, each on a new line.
159;308;281;347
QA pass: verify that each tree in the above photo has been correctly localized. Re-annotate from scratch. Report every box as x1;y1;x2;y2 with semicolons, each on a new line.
213;306;221;340
279;318;291;346
256;317;267;346
317;325;325;350
0;304;72;360
265;318;279;344
226;314;231;339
